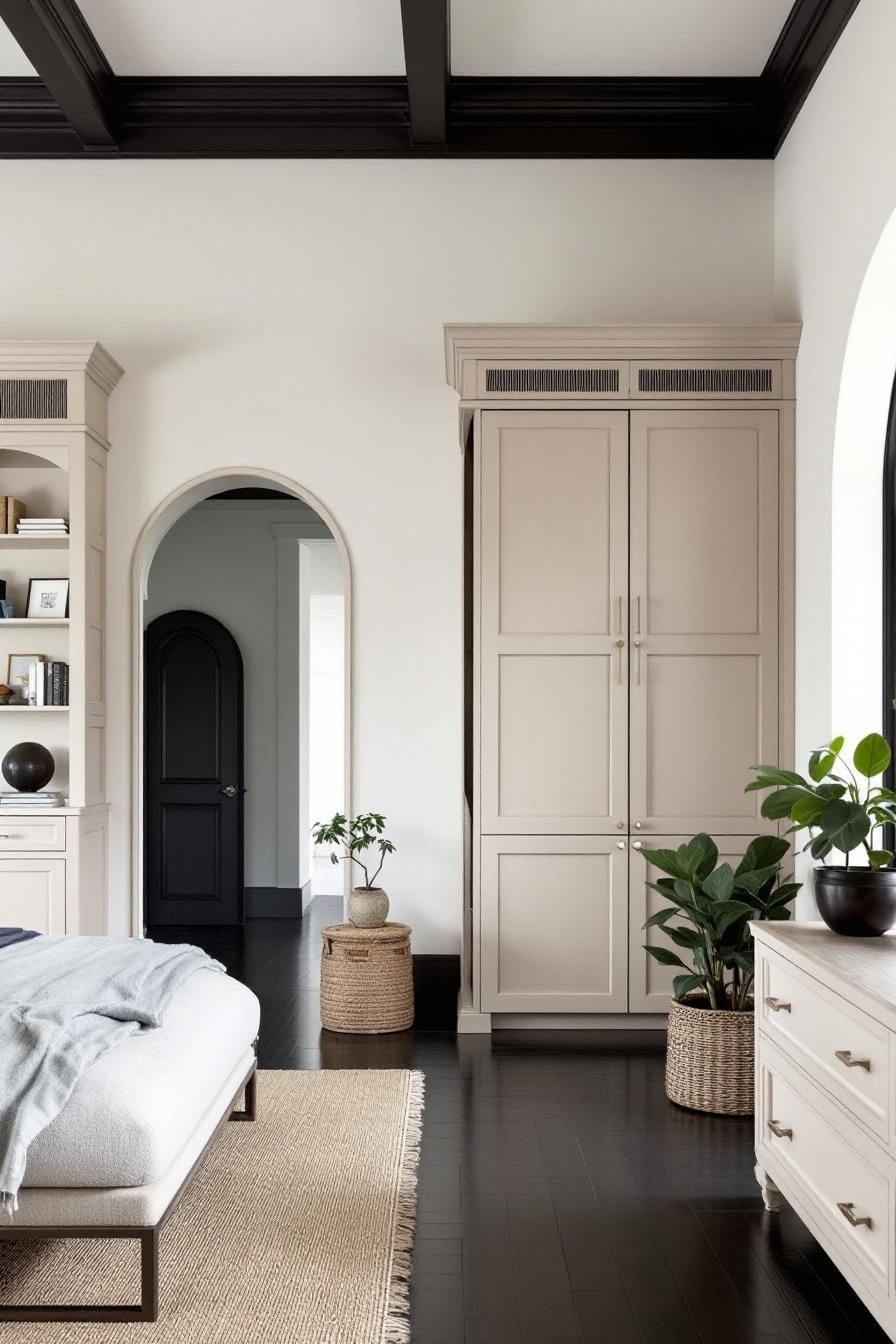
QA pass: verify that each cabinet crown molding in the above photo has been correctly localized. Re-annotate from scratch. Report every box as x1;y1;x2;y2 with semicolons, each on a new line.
444;323;802;399
0;341;124;394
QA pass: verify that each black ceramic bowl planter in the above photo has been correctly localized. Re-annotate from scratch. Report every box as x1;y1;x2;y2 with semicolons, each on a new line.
814;867;896;937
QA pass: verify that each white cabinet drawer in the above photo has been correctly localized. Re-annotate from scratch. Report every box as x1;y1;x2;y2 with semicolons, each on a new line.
0;815;65;852
0;858;65;934
759;1041;893;1299
759;946;890;1140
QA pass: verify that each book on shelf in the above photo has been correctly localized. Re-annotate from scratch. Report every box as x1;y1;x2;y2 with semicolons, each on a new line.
0;792;63;808
26;659;69;707
16;518;68;533
6;499;25;534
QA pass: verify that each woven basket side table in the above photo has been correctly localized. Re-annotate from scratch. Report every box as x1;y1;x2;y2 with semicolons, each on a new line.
320;922;414;1034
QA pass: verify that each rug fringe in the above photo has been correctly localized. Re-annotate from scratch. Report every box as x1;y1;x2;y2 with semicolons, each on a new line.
382;1068;425;1344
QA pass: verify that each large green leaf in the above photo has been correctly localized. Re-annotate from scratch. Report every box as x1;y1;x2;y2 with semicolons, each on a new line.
809;833;833;861
790;795;826;827
712;899;755;935
701;863;735;903
828;735;845;755
750;765;808;787
735;836;789;876
869;849;894;870
679;834;718;882
853;733;891;779
760;787;812;820
662;925;703;950
638;847;687;880
809;748;836;782
642;906;678;929
673;974;707;1001
819;798;870;853
732;864;782;896
644;945;689;969
815;781;846;800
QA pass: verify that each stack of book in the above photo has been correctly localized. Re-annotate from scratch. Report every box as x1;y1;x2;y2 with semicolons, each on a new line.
27;660;69;706
0;791;63;809
16;517;68;536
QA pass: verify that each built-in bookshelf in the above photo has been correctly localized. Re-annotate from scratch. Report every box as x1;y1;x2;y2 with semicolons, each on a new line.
0;342;123;934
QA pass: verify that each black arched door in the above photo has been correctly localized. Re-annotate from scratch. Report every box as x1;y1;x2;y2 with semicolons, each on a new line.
145;611;244;925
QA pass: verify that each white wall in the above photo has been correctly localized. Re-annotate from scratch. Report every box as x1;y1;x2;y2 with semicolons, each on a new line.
774;0;896;889
0;158;774;951
309;545;345;839
145;498;331;891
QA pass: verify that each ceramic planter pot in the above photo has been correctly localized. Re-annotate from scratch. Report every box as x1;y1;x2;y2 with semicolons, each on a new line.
665;995;754;1116
348;886;389;928
814;867;896;937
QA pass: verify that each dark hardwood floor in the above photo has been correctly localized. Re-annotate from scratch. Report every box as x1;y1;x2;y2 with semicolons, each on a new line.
148;897;888;1344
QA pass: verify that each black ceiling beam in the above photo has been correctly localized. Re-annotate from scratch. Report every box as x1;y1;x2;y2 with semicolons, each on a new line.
399;0;448;144
0;0;862;159
0;0;115;147
763;0;862;152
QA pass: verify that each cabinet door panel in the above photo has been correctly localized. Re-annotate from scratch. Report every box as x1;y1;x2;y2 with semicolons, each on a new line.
480;411;628;834
481;836;627;1012
629;410;779;835
0;858;65;934
628;835;750;1013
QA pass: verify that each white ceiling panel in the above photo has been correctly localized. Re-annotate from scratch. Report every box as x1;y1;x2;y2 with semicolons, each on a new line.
451;0;791;78
77;0;406;77
0;20;35;76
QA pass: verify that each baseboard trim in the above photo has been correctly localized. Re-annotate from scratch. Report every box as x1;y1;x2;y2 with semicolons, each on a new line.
493;1013;668;1030
412;954;460;1030
244;883;310;918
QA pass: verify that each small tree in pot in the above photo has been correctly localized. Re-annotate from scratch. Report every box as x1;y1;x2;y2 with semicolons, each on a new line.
312;812;396;928
641;833;797;1115
748;732;896;937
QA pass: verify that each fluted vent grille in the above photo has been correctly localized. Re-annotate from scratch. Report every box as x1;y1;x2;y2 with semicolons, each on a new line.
638;367;773;394
486;367;620;393
0;378;67;419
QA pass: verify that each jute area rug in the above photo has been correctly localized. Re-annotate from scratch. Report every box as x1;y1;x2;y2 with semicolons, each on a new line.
0;1069;424;1344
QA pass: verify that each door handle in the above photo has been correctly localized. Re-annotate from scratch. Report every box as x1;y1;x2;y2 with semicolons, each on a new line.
615;638;625;683
837;1201;872;1230
767;1119;793;1140
220;784;238;798
764;997;791;1013
633;640;642;685
834;1049;872;1072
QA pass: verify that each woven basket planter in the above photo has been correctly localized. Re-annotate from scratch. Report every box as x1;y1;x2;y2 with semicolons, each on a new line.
320;922;414;1034
665;995;754;1116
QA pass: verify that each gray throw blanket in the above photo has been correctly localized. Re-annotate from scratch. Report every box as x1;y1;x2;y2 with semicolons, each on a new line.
0;935;223;1212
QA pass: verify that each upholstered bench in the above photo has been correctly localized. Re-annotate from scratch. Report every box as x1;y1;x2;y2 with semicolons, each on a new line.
0;968;261;1323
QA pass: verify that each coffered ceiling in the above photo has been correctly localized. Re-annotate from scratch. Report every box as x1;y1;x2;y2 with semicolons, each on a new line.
0;0;862;158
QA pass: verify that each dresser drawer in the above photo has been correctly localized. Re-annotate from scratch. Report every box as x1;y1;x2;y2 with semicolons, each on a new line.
759;1043;893;1298
0;815;65;852
758;946;890;1140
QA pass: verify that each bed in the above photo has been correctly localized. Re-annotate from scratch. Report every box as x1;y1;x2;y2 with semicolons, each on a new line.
0;947;261;1324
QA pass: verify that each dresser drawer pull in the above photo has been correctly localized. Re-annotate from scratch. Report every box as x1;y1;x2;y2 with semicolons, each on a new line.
767;1119;793;1140
764;997;792;1013
837;1201;873;1230
834;1049;872;1072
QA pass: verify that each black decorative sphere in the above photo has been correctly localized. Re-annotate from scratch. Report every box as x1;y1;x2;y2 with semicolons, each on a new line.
2;741;55;793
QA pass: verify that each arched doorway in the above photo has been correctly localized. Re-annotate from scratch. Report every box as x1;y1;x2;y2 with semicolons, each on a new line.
131;468;352;935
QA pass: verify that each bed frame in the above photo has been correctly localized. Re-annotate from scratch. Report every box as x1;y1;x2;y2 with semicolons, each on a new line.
0;1056;257;1323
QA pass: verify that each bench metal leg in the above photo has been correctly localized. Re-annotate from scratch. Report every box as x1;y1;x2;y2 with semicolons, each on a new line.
0;1227;160;1323
229;1064;257;1121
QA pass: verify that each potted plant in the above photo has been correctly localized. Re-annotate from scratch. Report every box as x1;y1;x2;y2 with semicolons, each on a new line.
748;732;896;937
641;833;797;1115
311;812;396;928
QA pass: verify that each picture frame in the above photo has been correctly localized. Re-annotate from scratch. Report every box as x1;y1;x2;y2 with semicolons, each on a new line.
26;578;69;620
7;654;43;700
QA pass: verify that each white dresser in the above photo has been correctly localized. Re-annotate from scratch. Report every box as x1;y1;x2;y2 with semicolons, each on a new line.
754;922;896;1340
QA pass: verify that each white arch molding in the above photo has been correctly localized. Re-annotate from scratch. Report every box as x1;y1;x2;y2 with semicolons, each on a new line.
831;207;896;746
130;467;353;935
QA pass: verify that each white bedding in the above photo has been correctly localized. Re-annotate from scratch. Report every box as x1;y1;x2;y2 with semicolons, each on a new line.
23;968;260;1189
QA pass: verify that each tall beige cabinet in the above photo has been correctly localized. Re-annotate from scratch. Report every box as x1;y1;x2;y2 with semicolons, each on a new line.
0;342;122;935
446;325;798;1032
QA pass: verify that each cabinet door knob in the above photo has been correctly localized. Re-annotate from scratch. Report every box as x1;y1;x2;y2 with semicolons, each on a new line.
835;1049;872;1072
632;841;643;850
220;784;238;798
634;821;642;830
837;1201;872;1229
764;996;791;1013
616;841;626;850
767;1119;793;1140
